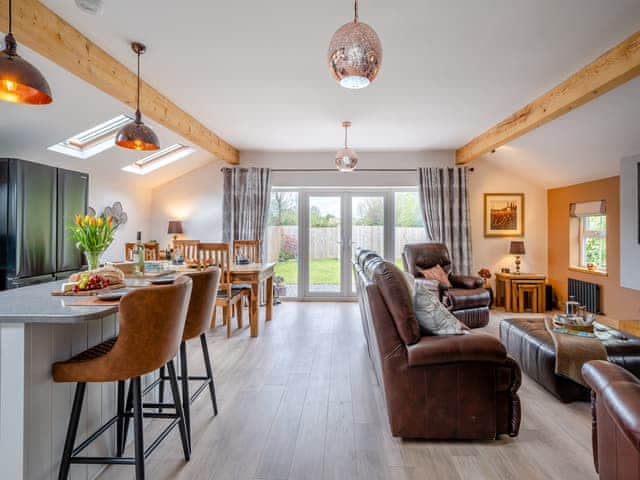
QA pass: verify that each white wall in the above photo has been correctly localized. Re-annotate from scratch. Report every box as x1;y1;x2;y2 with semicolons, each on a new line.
149;150;548;279
90;180;152;262
241;150;452;187
468;160;548;283
620;155;640;290
150;157;228;248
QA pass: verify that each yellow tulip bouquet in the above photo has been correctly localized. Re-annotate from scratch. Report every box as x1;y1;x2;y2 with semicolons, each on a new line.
68;214;116;270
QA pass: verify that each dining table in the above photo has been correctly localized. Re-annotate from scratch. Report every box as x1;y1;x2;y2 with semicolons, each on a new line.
228;262;276;337
175;262;276;338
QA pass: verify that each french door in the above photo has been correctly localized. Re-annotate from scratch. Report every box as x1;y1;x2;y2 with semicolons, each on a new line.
300;191;390;298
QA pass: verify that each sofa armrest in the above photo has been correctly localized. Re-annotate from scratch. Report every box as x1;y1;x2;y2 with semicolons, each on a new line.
583;360;639;393
406;332;507;367
583;360;640;449
450;274;484;289
414;277;446;291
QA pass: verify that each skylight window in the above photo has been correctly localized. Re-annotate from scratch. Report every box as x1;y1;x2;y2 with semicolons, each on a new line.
122;144;195;175
48;114;133;159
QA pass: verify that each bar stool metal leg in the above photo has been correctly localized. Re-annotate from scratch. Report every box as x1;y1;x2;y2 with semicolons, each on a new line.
58;382;86;480
121;381;134;454
179;341;191;448
200;333;218;416
167;359;191;460
116;380;125;457
158;365;165;413
131;377;145;480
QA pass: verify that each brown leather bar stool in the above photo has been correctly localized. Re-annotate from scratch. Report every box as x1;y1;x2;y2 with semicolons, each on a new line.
53;276;193;480
127;268;220;449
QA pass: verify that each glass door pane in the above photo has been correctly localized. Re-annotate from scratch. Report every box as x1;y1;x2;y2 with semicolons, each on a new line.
267;191;299;297
308;195;342;294
394;191;427;268
351;195;385;293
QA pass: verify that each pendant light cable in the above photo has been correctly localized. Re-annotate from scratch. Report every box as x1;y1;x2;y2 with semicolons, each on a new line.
135;47;141;121
353;0;358;23
8;0;12;33
344;124;348;147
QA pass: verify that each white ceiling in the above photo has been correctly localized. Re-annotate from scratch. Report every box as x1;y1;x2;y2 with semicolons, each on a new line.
38;0;640;151
1;0;639;188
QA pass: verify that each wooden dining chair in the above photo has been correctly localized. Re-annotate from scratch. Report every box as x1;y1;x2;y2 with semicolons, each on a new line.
175;240;200;263
199;242;249;337
233;240;261;263
125;242;161;261
233;239;262;305
144;242;160;260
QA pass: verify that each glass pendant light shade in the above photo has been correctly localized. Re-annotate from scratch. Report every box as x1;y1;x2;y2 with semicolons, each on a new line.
335;121;358;172
0;1;52;105
328;0;382;89
116;42;160;151
335;147;358;172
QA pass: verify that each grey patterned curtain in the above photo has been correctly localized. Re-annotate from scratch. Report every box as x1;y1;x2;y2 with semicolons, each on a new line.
417;167;472;274
222;167;272;261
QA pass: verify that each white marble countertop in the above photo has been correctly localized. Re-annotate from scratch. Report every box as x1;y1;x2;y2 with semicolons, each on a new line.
0;280;118;324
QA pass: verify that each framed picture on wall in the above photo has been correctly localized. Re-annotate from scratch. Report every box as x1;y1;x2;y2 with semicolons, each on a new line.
484;193;524;237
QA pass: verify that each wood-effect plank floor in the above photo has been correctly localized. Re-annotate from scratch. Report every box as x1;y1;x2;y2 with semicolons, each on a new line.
97;304;598;480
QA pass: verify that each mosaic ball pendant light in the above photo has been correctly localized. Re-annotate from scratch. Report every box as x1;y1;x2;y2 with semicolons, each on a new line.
328;0;382;89
335;121;358;172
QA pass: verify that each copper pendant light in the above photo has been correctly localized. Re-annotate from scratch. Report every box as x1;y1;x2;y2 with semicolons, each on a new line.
335;121;358;172
0;0;52;105
115;42;160;151
328;0;382;89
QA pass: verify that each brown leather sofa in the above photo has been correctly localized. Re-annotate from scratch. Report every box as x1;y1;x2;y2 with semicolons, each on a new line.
402;242;490;328
583;361;640;480
354;250;521;439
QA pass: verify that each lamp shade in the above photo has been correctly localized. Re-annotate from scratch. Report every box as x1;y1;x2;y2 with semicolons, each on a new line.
0;33;53;105
115;112;160;151
509;241;525;255
167;220;183;235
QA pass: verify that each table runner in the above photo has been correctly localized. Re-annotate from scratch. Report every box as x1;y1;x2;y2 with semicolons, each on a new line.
544;316;607;386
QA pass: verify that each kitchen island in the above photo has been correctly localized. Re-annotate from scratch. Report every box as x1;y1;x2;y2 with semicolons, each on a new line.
0;281;122;480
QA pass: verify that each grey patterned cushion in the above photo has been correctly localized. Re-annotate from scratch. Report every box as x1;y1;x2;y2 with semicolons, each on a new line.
405;274;465;336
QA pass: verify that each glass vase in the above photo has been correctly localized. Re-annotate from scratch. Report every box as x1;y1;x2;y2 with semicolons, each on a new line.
84;250;104;271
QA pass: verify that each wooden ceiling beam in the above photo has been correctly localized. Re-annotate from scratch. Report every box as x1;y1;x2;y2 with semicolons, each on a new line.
0;0;239;164
456;30;640;165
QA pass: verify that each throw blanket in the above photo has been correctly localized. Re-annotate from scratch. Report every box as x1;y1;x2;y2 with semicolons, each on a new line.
544;317;607;387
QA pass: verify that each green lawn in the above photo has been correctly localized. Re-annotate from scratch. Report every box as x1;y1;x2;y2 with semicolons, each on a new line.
275;258;339;285
275;257;405;286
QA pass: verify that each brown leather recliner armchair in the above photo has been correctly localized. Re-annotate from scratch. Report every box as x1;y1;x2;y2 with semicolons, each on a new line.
354;250;521;440
583;361;640;480
403;242;490;328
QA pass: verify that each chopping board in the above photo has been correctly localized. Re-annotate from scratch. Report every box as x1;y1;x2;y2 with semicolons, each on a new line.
51;283;126;297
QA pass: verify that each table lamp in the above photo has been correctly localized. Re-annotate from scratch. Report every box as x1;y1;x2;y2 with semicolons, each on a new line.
167;220;183;249
509;241;525;274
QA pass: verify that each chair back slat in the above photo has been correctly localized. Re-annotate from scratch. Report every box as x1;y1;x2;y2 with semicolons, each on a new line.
175;240;200;262
233;240;260;263
125;242;161;261
199;243;231;286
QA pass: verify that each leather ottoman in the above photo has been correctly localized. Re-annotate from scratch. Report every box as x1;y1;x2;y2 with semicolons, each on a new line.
499;318;640;403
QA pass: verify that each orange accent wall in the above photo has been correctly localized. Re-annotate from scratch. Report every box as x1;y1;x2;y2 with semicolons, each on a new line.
548;176;640;320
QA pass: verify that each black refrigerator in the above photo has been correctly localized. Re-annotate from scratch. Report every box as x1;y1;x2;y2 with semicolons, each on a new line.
0;159;89;290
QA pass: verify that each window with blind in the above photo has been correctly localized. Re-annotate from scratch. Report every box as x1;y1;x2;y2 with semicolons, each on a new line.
569;200;607;273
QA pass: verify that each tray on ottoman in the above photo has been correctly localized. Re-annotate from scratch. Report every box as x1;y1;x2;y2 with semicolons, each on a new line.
499;317;640;403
